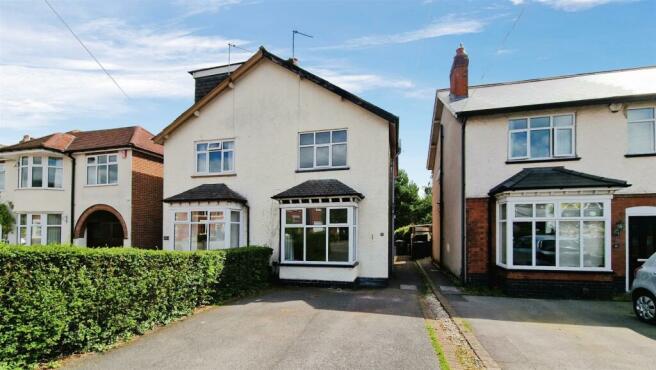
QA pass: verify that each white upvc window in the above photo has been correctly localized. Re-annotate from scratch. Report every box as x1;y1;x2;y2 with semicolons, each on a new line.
298;129;348;170
16;213;62;245
87;154;118;185
172;208;242;251
627;107;655;154
508;114;575;160
496;196;611;271
281;205;358;264
0;163;5;191
195;140;235;174
19;156;64;189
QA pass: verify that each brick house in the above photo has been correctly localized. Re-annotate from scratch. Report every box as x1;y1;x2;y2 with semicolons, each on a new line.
427;45;656;298
0;126;164;248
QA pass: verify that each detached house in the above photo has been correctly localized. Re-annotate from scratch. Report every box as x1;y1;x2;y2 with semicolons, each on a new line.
0;127;164;248
427;46;656;298
154;47;399;286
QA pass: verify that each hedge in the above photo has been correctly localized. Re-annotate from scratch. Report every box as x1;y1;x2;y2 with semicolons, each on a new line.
0;245;272;369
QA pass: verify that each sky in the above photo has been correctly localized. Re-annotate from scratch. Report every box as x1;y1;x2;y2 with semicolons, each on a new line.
1;0;655;187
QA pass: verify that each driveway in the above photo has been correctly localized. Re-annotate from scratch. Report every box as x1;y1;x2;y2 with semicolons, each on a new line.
449;295;656;369
65;260;438;370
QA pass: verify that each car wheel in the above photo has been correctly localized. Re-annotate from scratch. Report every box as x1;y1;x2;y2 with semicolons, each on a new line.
633;291;656;324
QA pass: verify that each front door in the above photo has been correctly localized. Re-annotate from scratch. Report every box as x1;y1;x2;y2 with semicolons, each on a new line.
628;216;656;286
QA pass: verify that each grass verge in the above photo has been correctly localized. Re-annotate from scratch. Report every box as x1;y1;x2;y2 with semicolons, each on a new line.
425;322;451;370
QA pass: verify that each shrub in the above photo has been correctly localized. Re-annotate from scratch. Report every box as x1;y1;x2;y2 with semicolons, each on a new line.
0;245;272;369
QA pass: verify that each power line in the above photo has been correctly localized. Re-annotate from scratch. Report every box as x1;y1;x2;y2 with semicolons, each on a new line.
43;0;130;99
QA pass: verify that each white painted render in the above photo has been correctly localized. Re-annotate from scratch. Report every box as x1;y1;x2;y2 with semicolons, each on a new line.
161;59;392;281
464;101;656;198
0;148;134;246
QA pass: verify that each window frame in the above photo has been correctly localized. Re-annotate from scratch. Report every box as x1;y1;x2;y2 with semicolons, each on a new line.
496;195;611;272
297;129;348;170
86;153;118;186
194;139;236;175
626;107;656;155
15;213;63;245
171;206;243;251
18;155;65;189
280;203;358;265
0;162;5;191
507;113;576;161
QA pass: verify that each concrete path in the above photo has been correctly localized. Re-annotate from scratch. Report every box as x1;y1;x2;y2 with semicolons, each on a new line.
420;260;656;370
66;260;438;370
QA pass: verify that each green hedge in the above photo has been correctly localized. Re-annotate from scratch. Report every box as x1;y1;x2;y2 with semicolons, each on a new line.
0;245;272;368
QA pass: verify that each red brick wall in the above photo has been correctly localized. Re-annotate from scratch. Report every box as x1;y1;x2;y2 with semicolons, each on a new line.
131;152;163;249
610;194;656;279
465;198;490;277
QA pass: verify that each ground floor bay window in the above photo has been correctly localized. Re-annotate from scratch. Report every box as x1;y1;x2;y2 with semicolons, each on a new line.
173;208;243;251
16;213;62;245
497;196;611;270
281;206;357;265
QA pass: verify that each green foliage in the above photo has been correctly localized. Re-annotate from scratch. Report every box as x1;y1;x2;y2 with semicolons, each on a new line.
0;245;272;369
0;203;14;242
395;169;432;228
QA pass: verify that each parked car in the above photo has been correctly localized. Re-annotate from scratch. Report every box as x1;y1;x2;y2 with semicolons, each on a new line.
631;252;656;324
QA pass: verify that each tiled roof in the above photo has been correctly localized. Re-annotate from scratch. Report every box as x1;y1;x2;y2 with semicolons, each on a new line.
163;184;247;203
0;126;163;156
438;66;656;116
272;179;364;199
489;167;630;195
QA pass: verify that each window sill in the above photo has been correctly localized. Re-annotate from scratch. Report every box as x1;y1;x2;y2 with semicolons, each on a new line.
191;172;237;178
506;157;580;165
296;167;350;173
625;153;656;158
496;264;612;273
278;261;359;268
16;187;65;191
84;183;118;188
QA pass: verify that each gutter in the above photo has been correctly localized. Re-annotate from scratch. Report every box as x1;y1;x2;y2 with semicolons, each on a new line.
245;203;250;246
460;117;467;283
67;153;76;244
439;124;445;266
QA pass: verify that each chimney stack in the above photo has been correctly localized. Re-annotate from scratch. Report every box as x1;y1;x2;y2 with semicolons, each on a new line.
289;57;299;66
21;135;31;143
449;43;469;100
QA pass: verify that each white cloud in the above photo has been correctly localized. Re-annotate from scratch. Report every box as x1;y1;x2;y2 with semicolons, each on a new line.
0;16;251;131
317;15;484;50
307;67;414;94
496;48;516;55
511;0;628;11
175;0;243;16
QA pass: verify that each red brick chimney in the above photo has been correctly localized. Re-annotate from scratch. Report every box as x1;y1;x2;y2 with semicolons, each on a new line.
449;43;469;99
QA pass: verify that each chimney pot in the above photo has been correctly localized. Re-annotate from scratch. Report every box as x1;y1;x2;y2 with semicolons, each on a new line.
289;57;299;66
21;135;31;143
449;43;469;100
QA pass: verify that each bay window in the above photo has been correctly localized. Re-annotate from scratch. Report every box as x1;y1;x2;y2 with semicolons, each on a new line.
298;130;348;170
195;140;235;174
282;206;357;264
19;156;63;189
16;213;62;245
508;114;575;160
173;208;242;251
627;107;655;154
87;154;118;185
0;163;5;190
497;197;610;270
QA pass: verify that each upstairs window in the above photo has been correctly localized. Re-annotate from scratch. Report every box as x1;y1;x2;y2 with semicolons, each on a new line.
19;156;63;189
298;130;347;170
508;114;575;160
87;154;118;185
627;107;655;154
0;163;5;191
195;140;235;174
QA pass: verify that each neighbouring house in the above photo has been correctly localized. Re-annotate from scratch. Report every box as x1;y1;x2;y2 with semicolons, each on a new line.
427;45;656;298
153;47;399;286
0;126;164;248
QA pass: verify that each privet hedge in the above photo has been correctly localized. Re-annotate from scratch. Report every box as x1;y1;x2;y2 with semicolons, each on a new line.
0;245;272;368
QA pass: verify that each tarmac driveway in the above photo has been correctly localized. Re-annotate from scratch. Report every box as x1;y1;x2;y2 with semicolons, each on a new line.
66;261;438;370
448;295;656;369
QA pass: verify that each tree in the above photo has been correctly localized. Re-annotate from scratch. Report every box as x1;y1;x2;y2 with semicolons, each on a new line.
0;202;14;242
394;169;432;229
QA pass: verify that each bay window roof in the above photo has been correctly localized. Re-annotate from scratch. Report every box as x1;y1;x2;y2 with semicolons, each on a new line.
489;167;630;196
272;179;364;200
164;183;247;204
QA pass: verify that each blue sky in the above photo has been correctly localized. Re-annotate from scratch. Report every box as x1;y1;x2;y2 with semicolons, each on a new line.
1;0;655;187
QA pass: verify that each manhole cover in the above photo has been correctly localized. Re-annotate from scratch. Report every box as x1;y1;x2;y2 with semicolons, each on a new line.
400;284;418;291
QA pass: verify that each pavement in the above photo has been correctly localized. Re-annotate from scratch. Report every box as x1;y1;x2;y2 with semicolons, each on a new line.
65;259;439;370
419;259;656;370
